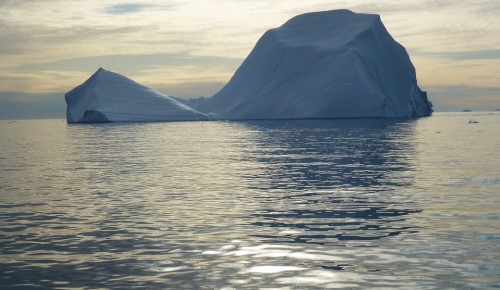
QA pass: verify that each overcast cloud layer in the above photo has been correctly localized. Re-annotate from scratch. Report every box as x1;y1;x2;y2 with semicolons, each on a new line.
1;0;499;119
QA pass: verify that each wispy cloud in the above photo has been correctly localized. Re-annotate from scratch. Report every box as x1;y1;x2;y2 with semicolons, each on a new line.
13;53;242;73
413;49;500;60
1;52;241;99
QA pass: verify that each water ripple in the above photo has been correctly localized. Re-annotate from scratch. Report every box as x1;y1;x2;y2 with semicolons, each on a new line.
1;115;499;289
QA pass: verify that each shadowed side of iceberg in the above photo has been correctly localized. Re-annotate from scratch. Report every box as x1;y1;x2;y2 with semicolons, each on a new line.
65;68;208;123
195;9;433;120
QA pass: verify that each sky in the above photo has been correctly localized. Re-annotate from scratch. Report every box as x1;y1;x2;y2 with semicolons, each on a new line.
0;0;499;119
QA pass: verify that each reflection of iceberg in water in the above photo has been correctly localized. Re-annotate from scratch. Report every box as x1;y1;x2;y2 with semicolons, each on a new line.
238;118;422;245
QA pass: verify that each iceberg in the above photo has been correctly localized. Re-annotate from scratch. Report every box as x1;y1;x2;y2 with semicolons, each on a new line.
196;9;432;119
65;10;432;123
65;68;208;123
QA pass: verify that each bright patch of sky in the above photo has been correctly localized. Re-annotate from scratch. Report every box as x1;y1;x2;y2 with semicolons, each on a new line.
0;0;499;118
104;3;151;14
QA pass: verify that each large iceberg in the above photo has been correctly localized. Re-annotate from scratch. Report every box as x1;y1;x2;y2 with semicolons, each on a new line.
65;10;432;123
196;9;432;119
65;68;207;123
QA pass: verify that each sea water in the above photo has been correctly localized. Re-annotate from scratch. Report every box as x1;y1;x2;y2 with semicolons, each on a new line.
0;112;499;289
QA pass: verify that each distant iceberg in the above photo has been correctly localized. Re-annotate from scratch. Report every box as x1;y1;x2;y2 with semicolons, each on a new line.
196;9;432;119
65;10;432;123
65;68;208;123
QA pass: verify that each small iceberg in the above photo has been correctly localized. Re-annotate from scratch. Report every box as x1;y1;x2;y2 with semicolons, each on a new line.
65;68;208;123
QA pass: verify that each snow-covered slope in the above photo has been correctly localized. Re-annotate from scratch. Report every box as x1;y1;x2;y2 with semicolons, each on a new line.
196;9;432;119
65;68;208;123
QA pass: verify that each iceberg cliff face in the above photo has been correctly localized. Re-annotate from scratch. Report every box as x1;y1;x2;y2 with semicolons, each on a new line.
65;68;208;123
197;9;432;119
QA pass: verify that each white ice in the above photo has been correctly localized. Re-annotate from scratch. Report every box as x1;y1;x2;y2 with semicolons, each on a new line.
66;10;432;123
65;68;208;123
195;9;432;119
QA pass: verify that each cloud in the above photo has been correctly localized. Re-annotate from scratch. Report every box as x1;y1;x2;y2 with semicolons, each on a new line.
413;49;500;60
0;69;93;94
2;52;241;98
0;20;163;67
13;52;242;73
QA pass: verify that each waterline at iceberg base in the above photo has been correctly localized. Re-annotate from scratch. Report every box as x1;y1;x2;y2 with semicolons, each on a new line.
65;10;432;123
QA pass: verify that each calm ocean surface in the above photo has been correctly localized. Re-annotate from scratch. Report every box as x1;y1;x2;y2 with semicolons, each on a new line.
0;112;499;289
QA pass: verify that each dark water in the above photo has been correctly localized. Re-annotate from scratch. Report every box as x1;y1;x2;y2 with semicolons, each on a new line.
0;113;499;289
